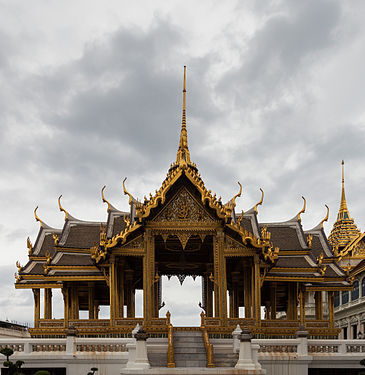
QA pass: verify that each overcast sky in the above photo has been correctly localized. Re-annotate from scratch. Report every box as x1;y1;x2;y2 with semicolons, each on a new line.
1;0;365;326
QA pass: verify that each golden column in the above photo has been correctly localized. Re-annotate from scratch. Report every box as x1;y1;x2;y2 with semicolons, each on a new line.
70;285;79;320
253;255;261;326
287;283;298;320
243;261;252;318
144;230;155;324
109;257;117;326
314;291;323;320
125;269;135;318
204;272;213;317
32;288;40;328
62;287;69;328
328;291;335;329
44;288;52;319
299;286;306;326
88;283;95;319
270;282;277;320
213;230;227;323
231;271;240;318
117;267;125;319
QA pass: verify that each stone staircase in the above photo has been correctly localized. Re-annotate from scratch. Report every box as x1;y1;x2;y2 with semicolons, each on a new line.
213;352;238;367
173;331;207;367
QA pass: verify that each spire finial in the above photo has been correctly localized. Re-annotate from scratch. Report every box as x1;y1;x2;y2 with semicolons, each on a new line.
176;66;191;166
339;160;349;216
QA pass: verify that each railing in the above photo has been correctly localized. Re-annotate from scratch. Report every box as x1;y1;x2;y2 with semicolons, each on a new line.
38;319;64;328
200;312;215;368
0;337;132;354
166;311;175;368
254;338;299;354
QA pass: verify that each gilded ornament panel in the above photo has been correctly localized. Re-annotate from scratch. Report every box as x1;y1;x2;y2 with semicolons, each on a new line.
152;187;216;224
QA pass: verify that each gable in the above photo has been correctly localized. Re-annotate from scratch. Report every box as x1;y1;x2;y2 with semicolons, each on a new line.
151;186;218;224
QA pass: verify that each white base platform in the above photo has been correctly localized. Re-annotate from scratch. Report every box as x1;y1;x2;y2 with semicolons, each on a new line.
121;368;266;374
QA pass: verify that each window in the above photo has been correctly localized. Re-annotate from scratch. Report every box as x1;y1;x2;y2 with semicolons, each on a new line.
343;326;347;339
352;281;359;301
353;324;358;339
342;290;349;304
334;291;340;307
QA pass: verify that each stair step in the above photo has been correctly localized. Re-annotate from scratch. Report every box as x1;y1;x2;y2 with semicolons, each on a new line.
174;347;206;354
173;331;208;368
174;337;204;343
175;360;207;367
174;331;202;336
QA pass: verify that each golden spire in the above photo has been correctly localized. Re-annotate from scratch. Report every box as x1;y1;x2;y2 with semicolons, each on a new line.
338;160;349;219
328;160;360;250
176;66;191;166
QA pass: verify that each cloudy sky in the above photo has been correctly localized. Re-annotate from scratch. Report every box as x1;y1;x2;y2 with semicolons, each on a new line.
1;0;365;326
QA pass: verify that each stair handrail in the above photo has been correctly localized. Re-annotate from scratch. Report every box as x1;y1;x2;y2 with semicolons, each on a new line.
166;311;175;368
200;311;215;368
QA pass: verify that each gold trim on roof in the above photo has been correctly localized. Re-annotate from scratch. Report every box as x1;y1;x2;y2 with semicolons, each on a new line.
101;186;112;212
134;164;238;221
34;206;45;227
226;182;242;211
58;195;69;220
320;204;329;229
297;196;306;222
254;188;264;214
122;177;135;205
27;237;33;255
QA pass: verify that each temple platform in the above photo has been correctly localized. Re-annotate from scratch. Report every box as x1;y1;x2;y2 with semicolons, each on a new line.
121;368;265;374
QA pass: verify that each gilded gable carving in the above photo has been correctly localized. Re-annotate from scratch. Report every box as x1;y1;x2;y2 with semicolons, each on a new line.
352;239;365;257
153;188;215;223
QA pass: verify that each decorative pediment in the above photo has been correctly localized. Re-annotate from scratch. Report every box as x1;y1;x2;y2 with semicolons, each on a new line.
340;233;365;259
152;187;217;224
351;238;365;258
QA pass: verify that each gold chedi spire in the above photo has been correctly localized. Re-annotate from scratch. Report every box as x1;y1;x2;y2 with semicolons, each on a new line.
328;160;360;250
338;160;349;218
176;66;191;167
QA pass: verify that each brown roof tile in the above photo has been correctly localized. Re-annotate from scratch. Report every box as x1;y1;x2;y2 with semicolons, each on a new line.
265;226;303;250
62;224;100;248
